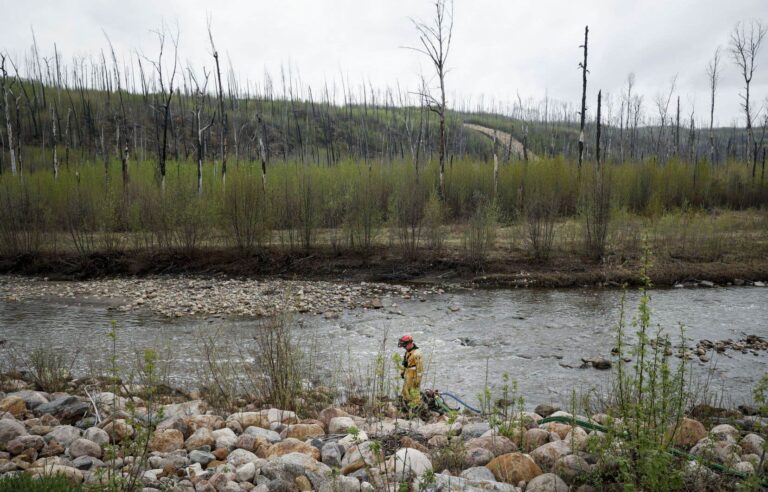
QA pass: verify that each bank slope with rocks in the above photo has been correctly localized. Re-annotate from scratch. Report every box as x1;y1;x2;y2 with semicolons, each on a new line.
0;385;765;491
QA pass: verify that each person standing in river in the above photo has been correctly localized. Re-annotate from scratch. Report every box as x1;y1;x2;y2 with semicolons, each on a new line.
398;334;424;410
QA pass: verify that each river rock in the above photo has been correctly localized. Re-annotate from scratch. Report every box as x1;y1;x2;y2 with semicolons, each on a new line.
317;475;364;492
318;407;352;430
691;438;742;465
418;421;461;439
103;419;133;443
555;454;591;484
68;437;102;459
267;438;320;460
162;400;206;419
328;416;356;434
0;418;27;444
400;436;428;453
0;396;27;418
186;414;224;432
487;452;542;484
465;436;517;456
284;423;324;440
321;442;344;467
229;412;270;430
7;434;45;455
228;448;259;467
460;465;496;482
388;447;432;481
185;427;215;451
30;463;84;483
156;415;190;437
542;422;571;440
236;461;257;482
35;396;89;424
190;449;216;466
461;422;491;439
526;472;569;492
530;440;571;472
150;428;184;453
534;404;560;418
213;427;238;449
7;390;49;410
83;427;109;446
710;424;739;442
71;455;105;470
465;446;494;466
739;434;765;455
671;418;707;448
564;427;589;451
263;408;298;426
341;440;380;468
418;472;517;492
522;428;551;452
245;426;282;444
45;425;81;446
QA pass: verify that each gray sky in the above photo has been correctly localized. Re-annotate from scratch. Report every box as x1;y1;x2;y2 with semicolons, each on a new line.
2;0;767;126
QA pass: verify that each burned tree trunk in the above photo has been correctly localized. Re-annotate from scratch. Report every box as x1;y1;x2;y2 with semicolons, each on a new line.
578;26;589;172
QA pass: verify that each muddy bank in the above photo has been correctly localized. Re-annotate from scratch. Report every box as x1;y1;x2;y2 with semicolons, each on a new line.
1;248;767;288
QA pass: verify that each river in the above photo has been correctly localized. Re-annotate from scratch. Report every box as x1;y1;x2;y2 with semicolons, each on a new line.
0;285;766;410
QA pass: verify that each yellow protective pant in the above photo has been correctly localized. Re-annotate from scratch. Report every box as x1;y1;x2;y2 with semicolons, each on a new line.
401;348;424;406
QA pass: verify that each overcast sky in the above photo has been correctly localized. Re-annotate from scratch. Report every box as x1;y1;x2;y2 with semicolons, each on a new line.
2;0;767;127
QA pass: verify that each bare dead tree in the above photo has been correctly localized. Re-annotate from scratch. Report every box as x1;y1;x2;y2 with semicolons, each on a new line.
189;67;215;195
208;19;227;183
104;32;130;186
730;20;767;176
578;25;589;172
0;54;17;175
408;0;453;198
653;75;677;161
144;24;179;190
706;47;721;165
596;90;602;168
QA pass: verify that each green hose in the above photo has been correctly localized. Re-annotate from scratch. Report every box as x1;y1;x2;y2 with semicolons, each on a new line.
537;415;768;487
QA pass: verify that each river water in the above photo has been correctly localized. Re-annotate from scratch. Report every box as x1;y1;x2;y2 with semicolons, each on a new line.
0;286;766;410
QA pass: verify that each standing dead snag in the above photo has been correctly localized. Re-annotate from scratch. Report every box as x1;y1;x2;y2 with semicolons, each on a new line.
409;0;453;199
208;20;227;184
189;68;215;195
596;90;602;168
145;24;179;190
578;25;589;172
0;54;17;176
706;47;721;166
730;20;767;177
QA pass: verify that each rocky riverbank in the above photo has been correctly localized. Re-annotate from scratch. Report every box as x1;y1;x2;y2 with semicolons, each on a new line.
0;379;765;491
0;276;447;319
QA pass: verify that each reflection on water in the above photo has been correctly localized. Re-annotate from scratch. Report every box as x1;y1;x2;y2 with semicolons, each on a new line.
0;286;766;409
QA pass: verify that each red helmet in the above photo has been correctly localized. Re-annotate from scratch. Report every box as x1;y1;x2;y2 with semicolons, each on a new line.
398;334;414;347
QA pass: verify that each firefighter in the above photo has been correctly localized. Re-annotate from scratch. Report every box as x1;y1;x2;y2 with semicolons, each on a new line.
398;334;424;408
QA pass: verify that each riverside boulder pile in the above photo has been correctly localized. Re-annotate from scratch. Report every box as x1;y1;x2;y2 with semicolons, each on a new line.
0;385;765;491
0;276;446;318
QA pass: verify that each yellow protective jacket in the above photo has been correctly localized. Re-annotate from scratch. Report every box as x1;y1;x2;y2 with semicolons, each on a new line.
401;346;424;404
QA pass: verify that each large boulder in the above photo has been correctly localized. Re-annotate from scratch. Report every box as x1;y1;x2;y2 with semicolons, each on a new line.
542;422;571;440
526;472;569;492
266;438;321;461
387;447;433;481
263;408;299;426
460;466;496;482
710;424;739;443
563;427;589;451
318;407;351;430
185;427;215;451
555;454;591;484
530;440;571;472
35;396;89;424
83;427;109;446
213;427;238;449
671;418;707;448
461;422;491;439
417;421;461;439
284;423;325;440
150;428;184;453
321;442;344;467
522;428;551;452
7;390;49;410
229;411;270;430
102;419;134;443
486;452;542;484
340;440;381;468
227;448;259;467
68;438;102;459
45;425;81;446
7;434;45;455
30;464;84;484
161;400;206;419
465;446;495;467
740;434;765;455
244;426;282;444
0;418;27;444
417;472;517;491
691;438;742;465
0;396;27;418
317;475;365;492
465;436;517;456
328;416;356;434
